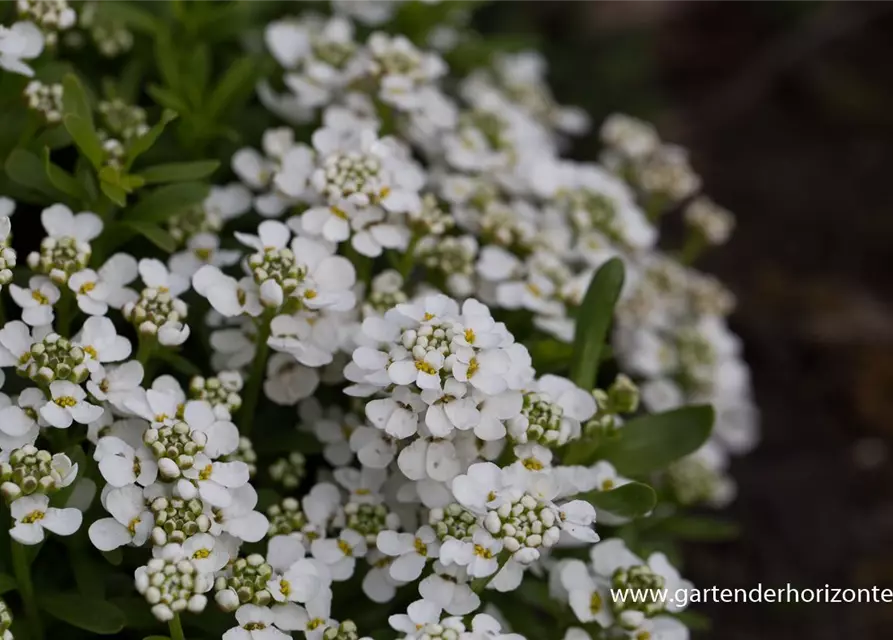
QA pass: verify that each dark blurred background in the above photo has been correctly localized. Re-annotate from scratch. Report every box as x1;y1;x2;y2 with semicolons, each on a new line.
479;2;893;639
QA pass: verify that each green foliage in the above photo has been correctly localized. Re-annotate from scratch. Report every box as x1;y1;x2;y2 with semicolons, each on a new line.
580;482;657;519
38;593;126;634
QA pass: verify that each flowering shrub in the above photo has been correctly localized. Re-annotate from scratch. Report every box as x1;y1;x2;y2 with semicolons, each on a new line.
0;2;757;640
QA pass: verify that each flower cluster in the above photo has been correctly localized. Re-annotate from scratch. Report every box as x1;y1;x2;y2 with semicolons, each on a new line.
0;1;758;639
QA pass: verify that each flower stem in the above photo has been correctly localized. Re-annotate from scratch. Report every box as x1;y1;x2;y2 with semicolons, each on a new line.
136;335;156;368
11;540;43;640
168;613;186;640
239;313;272;437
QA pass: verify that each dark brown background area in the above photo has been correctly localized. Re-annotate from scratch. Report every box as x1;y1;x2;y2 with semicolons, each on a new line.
478;2;893;638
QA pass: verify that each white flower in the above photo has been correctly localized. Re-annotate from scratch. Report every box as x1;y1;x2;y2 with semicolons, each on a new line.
389;599;442;636
87;361;144;412
266;536;325;604
419;569;480;616
170;232;241;278
0;392;40;450
178;456;249;508
40;380;104;428
310;528;367;581
88;484;153;551
0;21;44;77
75;316;133;367
223;605;293;640
560;559;613;627
193;266;262;318
10;494;82;544
440;529;503;578
68;252;139;315
9;276;59;326
94;430;157;487
209;484;269;543
376;525;440;581
183;532;232;574
365;388;424;439
39;203;103;243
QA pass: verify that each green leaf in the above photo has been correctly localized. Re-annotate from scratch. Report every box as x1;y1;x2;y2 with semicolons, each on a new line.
101;180;127;207
185;44;211;108
38;593;126;634
101;548;123;566
123;182;209;223
578;482;656;519
64;114;104;169
147;84;190;114
569;257;625;391
43;147;84;200
110;597;159;630
123;221;177;253
4;148;66;201
207;56;260;118
36;125;72;150
137;160;219;184
0;573;15;595
154;32;180;93
673;609;712;631
62;73;93;125
96;1;162;35
124;110;178;168
657;516;740;542
596;405;714;476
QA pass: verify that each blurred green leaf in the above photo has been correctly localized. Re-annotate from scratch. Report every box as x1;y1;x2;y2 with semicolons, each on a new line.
207;56;261;119
137;160;219;184
123;181;209;223
124;110;178;169
123;220;177;253
570;258;625;391
36;125;72;150
0;573;15;595
43;147;85;200
62;73;93;126
64;114;104;169
147;84;190;114
579;482;656;518
656;516;740;542
5;148;66;201
101;180;127;207
97;1;162;35
597;405;714;476
38;593;126;634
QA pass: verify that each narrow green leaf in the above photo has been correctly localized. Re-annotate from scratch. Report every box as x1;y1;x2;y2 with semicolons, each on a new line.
38;593;126;634
578;482;656;519
657;516;740;542
75;156;99;204
137;160;219;184
0;573;15;595
596;405;714;476
156;350;203;377
4;148;66;201
123;182;209;223
62;73;93;125
96;1;162;35
154;32;180;93
124;110;178;168
569;257;625;391
147;84;190;115
101;180;127;207
123;221;177;253
43;147;84;200
64;114;104;168
186;44;211;108
36;125;72;150
207;56;259;118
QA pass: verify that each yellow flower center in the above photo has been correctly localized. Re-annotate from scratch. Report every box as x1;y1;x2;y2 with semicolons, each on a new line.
423;312;435;321
355;488;371;495
307;619;324;630
199;464;213;481
487;491;497;502
414;537;428;557
79;281;96;294
338;539;353;556
128;517;141;535
22;510;45;524
464;328;475;344
636;633;651;640
330;206;349;220
378;186;391;200
193;548;211;559
522;457;544;471
279;579;291;596
244;622;267;631
590;592;603;613
55;396;78;408
466;357;479;378
415;360;437;375
525;282;542;297
601;479;615;491
195;248;213;261
31;290;49;304
84;345;97;359
473;544;493;559
304;289;317;299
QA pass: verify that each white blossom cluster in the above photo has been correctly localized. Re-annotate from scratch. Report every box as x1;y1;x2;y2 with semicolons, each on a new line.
0;1;759;639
